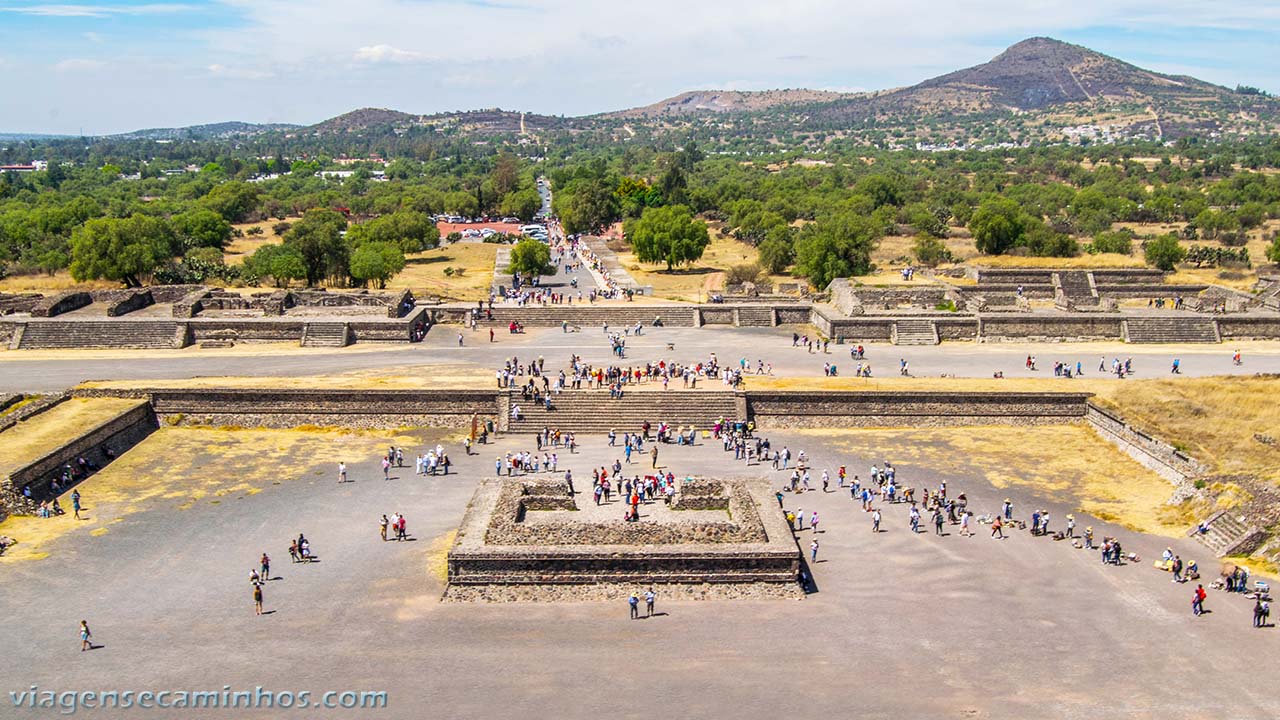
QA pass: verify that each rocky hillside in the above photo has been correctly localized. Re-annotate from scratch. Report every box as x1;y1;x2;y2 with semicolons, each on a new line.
606;89;851;118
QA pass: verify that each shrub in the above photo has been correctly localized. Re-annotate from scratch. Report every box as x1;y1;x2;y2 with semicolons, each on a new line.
912;234;954;267
724;263;766;285
1089;229;1133;255
246;226;265;236
1143;234;1186;271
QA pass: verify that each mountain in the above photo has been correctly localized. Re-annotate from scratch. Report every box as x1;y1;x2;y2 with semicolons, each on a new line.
850;37;1235;113
113;121;299;141
606;89;853;119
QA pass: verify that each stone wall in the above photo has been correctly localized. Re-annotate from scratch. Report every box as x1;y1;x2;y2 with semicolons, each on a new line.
1;401;156;516
747;391;1091;428
979;315;1124;341
30;291;91;317
1085;403;1205;483
171;288;212;318
101;289;155;317
0;293;43;315
1218;316;1280;340
0;393;68;433
74;387;502;429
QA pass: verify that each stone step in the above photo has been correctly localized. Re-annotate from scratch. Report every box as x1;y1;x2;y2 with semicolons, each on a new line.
16;321;181;349
892;319;938;346
300;322;350;348
1123;317;1219;344
1191;512;1252;556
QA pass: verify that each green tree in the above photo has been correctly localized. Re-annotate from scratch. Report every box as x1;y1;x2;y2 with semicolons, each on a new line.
969;198;1027;255
624;205;710;271
912;234;954;266
171;208;232;250
489;152;521;199
69;214;176;287
284;208;348;286
345;210;439;254
498;189;541;221
757;226;795;273
247;244;306;288
1144;234;1186;272
508;238;553;279
199;181;260;222
555;178;620;235
792;211;880;288
1266;235;1280;264
349;241;406;289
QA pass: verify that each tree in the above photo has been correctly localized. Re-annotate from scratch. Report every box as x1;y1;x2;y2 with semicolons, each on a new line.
1267;235;1280;265
349;241;406;289
1144;233;1186;272
555;178;620;235
345;210;439;254
757;226;795;274
792;211;880;288
199;181;260;222
498;189;541;221
912;234;954;267
508;238;553;279
489;152;520;199
246;244;306;288
284;208;348;286
171;208;232;250
70;214;176;287
624;205;710;271
969;198;1027;255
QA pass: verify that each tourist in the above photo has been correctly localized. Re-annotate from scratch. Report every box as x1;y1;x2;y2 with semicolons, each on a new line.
396;514;408;541
288;540;299;563
933;508;945;536
253;581;263;616
810;539;819;562
260;553;270;581
1002;498;1012;520
959;511;972;537
1192;584;1206;616
645;588;656;617
1171;358;1181;374
338;462;348;483
1172;555;1184;583
811;511;819;533
79;620;92;652
72;489;81;520
991;516;1004;539
795;507;803;530
380;514;389;541
872;508;881;533
651;446;659;469
1254;599;1270;628
629;594;639;619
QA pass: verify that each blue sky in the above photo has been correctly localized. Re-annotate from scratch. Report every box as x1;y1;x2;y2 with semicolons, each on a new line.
0;0;1277;135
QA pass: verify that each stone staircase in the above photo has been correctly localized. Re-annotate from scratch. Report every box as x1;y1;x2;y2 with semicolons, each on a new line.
509;389;739;433
300;322;351;348
1190;511;1265;557
891;319;939;345
486;306;698;328
15;320;185;349
1123;317;1220;343
1054;271;1099;309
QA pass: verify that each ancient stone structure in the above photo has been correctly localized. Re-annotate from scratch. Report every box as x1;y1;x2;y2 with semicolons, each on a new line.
446;477;801;600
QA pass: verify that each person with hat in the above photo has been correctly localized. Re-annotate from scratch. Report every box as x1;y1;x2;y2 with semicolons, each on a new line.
1065;514;1076;538
1002;499;1013;520
1083;526;1094;549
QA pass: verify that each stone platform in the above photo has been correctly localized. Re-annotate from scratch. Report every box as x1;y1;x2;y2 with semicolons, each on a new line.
446;477;801;600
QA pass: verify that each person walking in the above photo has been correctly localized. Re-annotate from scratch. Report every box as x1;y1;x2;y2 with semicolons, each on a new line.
260;553;271;581
629;594;640;619
72;489;81;520
380;515;389;542
1254;599;1270;628
933;509;945;536
645;588;656;617
651;446;659;469
795;507;803;531
811;511;820;533
810;538;819;562
253;582;264;616
872;509;882;533
338;462;347;484
991;516;1004;539
79;620;92;652
1192;584;1207;616
960;511;972;537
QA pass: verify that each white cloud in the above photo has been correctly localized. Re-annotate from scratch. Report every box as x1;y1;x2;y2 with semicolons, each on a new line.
352;44;428;64
3;3;193;17
53;58;104;72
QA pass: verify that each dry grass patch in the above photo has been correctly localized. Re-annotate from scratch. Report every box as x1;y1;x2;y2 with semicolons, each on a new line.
0;426;425;562
394;243;498;301
803;425;1184;536
0;270;113;295
0;398;145;478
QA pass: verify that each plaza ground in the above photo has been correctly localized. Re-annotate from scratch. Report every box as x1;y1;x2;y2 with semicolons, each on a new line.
2;324;1278;718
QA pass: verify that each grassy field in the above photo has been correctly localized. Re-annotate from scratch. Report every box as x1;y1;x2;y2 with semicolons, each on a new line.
803;425;1186;536
0;398;146;479
394;243;498;301
224;216;300;265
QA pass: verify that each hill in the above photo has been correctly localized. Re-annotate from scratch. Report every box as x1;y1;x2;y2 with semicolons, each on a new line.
113;121;299;141
606;89;852;118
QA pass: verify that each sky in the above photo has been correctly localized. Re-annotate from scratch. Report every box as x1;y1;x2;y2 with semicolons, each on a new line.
0;0;1278;135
